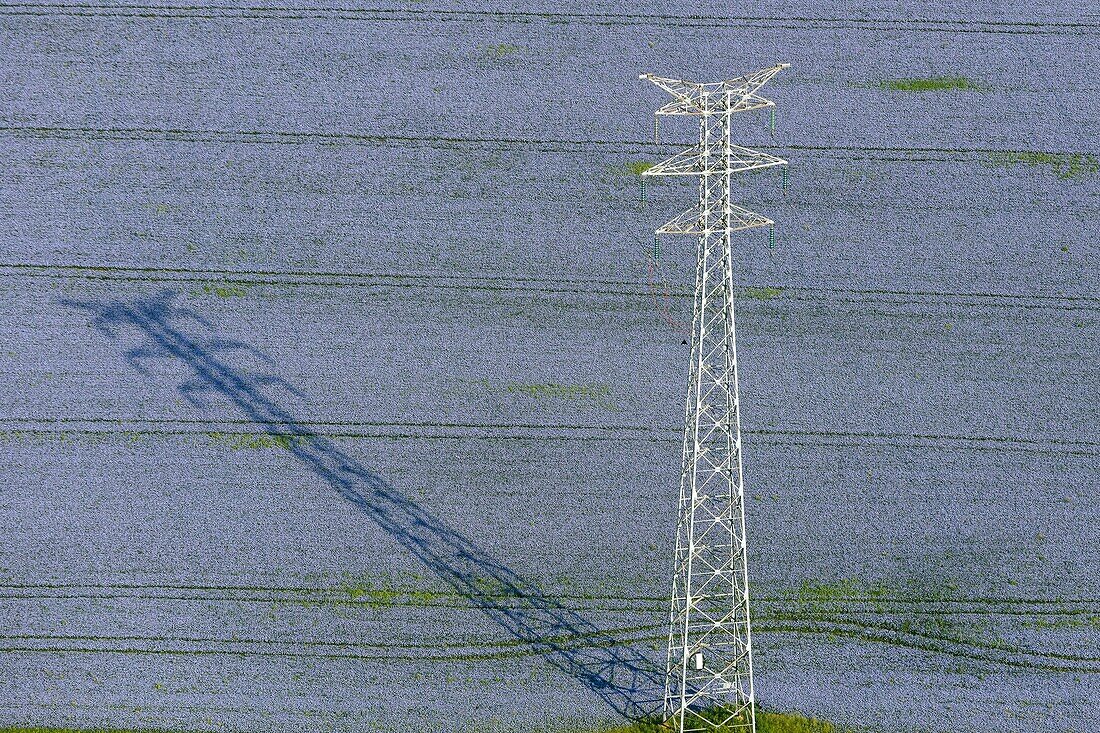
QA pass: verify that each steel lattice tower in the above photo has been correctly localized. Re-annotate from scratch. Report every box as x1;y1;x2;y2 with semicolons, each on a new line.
640;63;789;732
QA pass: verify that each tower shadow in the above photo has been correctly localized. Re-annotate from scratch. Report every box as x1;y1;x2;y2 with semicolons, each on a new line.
63;290;663;720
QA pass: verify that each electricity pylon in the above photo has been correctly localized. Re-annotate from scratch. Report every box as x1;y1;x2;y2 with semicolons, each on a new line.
640;63;789;732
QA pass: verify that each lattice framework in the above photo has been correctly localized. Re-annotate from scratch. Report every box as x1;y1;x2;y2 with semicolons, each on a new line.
640;63;789;733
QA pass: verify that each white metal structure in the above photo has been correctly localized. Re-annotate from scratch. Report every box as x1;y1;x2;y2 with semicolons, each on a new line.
640;64;789;732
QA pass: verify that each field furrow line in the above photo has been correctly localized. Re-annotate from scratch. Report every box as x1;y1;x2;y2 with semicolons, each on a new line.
2;262;1098;311
1;126;1093;164
0;5;1094;35
4;624;1097;673
0;422;1094;455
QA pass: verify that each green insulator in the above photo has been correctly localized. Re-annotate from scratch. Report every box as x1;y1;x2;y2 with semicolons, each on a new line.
768;226;775;249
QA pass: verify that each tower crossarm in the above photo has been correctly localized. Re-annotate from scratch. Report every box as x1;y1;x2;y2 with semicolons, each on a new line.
639;63;789;115
643;142;786;177
657;203;772;236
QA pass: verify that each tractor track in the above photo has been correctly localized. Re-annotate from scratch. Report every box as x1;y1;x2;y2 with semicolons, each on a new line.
0;5;1094;35
1;125;1095;165
2;263;1097;312
0;421;1094;456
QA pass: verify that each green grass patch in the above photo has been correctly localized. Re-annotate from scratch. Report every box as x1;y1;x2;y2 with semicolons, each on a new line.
342;581;403;607
791;578;893;616
625;160;655;176
339;580;447;608
205;431;304;451
986;151;1100;180
191;282;249;298
796;577;890;603
1024;614;1100;631
332;575;453;609
510;381;621;411
600;705;849;733
878;76;987;92
506;382;612;400
462;378;622;413
755;709;849;733
742;286;784;301
484;42;521;58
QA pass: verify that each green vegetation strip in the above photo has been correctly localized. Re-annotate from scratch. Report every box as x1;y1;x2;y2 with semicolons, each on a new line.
604;707;845;733
986;151;1100;180
0;729;209;733
878;76;987;92
743;286;783;300
0;707;843;733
